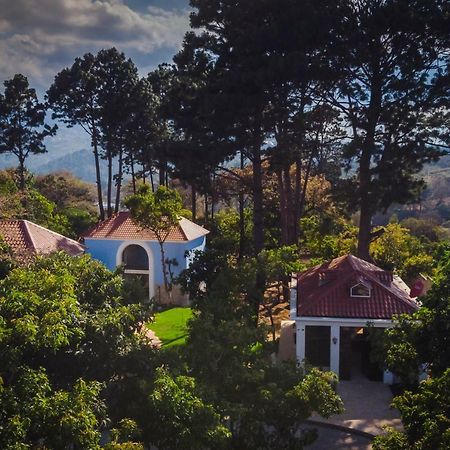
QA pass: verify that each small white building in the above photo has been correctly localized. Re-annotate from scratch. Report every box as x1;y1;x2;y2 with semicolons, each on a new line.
290;254;419;383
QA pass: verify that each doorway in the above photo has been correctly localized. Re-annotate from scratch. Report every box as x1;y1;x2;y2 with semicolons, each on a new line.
339;327;382;381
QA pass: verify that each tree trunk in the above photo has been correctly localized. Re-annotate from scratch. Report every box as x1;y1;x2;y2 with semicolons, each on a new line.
107;144;113;217
92;126;105;220
158;240;172;303
277;169;289;246
298;155;313;222
159;163;166;187
251;139;265;324
293;158;303;244
211;172;216;220
114;146;123;213
238;151;246;261
18;153;26;192
357;71;382;261
150;168;155;192
130;153;136;194
191;185;197;220
357;199;372;261
252;143;264;255
283;163;296;245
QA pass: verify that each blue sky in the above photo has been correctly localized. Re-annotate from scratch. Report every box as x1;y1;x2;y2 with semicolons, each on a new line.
0;0;191;162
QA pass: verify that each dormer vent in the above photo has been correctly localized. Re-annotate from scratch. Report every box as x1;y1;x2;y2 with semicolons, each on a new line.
350;280;371;298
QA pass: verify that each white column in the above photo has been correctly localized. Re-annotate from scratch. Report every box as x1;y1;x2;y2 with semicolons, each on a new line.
290;284;297;319
330;324;340;378
296;321;306;365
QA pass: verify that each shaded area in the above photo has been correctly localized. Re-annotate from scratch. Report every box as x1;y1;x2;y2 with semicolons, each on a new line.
301;423;372;450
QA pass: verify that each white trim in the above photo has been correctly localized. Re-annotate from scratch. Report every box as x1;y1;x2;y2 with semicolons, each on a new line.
330;324;340;375
295;316;393;328
116;241;155;300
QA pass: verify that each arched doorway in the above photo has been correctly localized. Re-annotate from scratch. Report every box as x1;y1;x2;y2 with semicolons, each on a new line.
119;243;152;301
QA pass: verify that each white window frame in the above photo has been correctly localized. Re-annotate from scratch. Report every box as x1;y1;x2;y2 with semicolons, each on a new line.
350;282;371;298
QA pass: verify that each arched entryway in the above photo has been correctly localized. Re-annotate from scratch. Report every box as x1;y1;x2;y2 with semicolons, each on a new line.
117;242;154;301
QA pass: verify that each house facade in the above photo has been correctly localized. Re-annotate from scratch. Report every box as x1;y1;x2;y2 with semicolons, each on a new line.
290;254;419;383
82;211;209;304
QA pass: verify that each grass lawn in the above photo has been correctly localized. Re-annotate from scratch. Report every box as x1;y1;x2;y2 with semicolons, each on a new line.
147;307;193;347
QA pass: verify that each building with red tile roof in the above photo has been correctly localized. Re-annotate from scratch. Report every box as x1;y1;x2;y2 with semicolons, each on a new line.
290;254;419;384
82;211;209;305
0;219;84;259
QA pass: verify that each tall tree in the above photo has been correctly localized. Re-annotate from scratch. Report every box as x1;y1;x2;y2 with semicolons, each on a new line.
178;0;340;311
95;48;139;216
0;74;56;191
48;54;106;219
323;0;448;260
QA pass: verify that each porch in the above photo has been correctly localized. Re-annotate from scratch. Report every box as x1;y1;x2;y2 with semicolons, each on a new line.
295;318;395;384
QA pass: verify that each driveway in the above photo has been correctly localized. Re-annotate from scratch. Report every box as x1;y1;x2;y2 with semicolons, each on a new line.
312;376;402;436
303;423;372;450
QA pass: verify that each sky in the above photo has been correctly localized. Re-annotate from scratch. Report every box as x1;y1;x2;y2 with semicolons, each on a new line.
0;0;191;162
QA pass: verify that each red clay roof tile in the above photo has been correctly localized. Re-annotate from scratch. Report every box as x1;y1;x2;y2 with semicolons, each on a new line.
83;211;209;242
296;254;419;319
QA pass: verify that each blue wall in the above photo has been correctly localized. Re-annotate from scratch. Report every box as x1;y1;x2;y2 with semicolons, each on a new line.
84;236;206;286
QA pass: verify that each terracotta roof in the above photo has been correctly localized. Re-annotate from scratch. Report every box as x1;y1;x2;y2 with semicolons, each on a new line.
296;254;419;319
0;220;85;258
83;211;209;242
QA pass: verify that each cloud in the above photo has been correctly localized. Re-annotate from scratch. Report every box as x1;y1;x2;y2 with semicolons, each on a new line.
0;0;190;90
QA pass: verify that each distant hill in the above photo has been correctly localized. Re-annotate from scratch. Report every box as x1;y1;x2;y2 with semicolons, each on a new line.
0;149;128;184
34;149;100;183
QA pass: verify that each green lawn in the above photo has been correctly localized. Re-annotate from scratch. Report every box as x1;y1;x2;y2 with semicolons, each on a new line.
147;307;193;347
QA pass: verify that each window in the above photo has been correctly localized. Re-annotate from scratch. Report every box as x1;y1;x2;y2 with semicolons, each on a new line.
305;326;331;368
350;282;371;298
122;244;148;270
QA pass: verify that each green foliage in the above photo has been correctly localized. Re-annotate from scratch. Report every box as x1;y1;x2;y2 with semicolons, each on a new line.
0;236;15;279
0;74;57;190
125;184;184;241
212;207;253;257
379;250;450;385
34;172;97;236
0;252;155;448
0;169;91;237
401;254;435;283
145;368;231;450
401;217;442;243
0;368;104;450
183;262;344;449
259;245;304;284
370;223;424;273
105;419;144;450
300;214;357;259
373;370;450;450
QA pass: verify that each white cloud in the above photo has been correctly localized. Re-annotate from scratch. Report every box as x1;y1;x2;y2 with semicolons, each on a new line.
0;0;190;89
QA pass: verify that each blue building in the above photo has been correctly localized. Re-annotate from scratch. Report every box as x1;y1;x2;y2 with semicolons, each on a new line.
82;211;209;304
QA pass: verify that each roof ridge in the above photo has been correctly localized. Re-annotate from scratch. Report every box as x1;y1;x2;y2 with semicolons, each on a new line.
362;269;418;309
23;220;37;251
